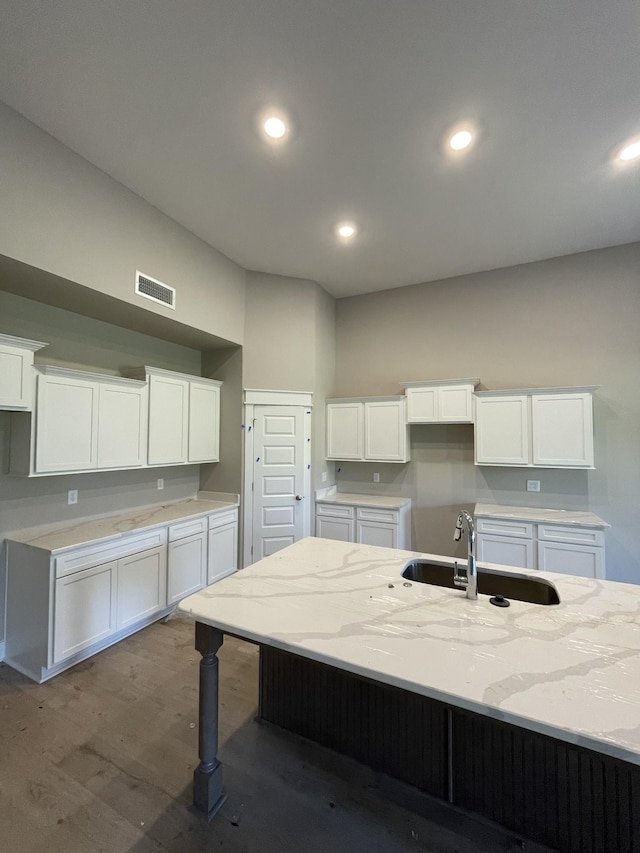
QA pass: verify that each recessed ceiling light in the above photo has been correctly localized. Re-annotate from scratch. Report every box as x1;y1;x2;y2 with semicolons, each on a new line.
263;116;287;139
618;140;640;161
449;129;474;151
336;222;357;239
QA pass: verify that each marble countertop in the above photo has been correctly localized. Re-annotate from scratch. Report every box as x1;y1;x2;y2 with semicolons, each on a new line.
6;496;239;554
316;492;411;509
475;502;610;529
179;536;640;765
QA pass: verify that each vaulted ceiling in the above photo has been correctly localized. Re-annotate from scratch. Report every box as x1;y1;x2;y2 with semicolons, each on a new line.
1;0;638;297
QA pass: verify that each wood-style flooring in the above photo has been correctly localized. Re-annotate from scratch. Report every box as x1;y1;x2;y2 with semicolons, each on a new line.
0;617;528;853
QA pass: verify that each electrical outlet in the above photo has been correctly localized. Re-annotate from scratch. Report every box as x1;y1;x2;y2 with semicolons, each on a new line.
157;478;164;490
321;471;328;483
373;472;380;483
67;489;78;505
527;479;541;492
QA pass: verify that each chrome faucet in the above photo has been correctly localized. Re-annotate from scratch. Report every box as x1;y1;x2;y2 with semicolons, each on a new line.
453;510;477;600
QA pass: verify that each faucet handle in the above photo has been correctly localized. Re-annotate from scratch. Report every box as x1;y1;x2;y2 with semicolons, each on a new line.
453;560;467;588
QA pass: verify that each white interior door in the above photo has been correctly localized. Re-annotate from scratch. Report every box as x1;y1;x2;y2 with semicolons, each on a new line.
252;405;307;562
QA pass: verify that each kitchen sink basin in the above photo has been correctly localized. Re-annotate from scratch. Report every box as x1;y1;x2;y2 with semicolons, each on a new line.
401;560;560;605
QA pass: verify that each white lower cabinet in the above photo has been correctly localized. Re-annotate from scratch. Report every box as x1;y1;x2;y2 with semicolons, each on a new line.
168;531;207;604
5;503;239;682
208;509;239;584
117;545;167;629
316;515;354;542
475;513;606;578
315;498;411;550
357;520;397;549
476;534;535;570
54;560;118;663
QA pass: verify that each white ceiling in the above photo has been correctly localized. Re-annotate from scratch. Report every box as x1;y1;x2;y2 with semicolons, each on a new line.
1;0;639;298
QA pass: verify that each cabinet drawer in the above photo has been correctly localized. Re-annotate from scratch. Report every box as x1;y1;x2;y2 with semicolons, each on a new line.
537;524;604;547
54;528;168;578
168;516;208;542
356;507;399;524
475;517;533;539
316;503;355;519
209;508;238;530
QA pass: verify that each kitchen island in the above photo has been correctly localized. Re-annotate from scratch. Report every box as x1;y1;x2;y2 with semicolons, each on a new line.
177;537;640;852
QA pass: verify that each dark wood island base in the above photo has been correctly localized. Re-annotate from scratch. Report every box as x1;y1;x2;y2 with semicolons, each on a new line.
258;645;640;853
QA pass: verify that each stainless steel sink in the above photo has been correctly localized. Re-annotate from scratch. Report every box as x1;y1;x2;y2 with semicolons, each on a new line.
402;560;560;605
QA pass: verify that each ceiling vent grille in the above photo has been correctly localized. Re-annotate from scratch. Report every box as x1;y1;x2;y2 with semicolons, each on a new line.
135;271;176;309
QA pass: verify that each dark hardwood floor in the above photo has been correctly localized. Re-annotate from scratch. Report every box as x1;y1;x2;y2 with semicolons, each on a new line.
0;617;529;853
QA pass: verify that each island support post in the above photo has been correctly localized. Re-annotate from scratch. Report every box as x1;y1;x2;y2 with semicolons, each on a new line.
193;621;226;819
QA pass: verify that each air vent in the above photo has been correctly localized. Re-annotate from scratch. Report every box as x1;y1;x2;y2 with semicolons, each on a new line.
135;271;176;309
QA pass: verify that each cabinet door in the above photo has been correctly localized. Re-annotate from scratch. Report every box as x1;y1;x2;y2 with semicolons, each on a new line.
364;400;408;462
532;393;594;468
356;521;397;549
207;523;238;585
117;545;168;629
148;373;188;465
0;343;32;410
326;402;363;460
439;386;473;422
168;533;207;604
406;388;438;423
188;381;220;463
476;534;535;569
97;382;147;469
316;515;355;542
54;561;117;663
36;373;99;472
537;541;603;578
475;396;530;466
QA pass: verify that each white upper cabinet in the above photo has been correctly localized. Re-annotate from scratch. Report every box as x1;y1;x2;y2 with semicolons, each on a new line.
326;400;363;460
11;366;148;475
474;394;530;466
97;379;148;469
364;399;408;462
147;371;189;465
531;393;594;468
326;397;409;463
474;387;596;468
188;380;221;463
0;333;47;411
36;370;100;472
127;366;222;466
402;379;479;424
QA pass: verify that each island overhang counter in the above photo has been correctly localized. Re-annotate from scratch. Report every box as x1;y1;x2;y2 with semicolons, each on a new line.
177;537;640;851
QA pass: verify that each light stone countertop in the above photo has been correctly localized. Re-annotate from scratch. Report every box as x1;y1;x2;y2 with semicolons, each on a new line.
316;492;411;510
475;502;610;529
6;497;239;554
178;536;640;765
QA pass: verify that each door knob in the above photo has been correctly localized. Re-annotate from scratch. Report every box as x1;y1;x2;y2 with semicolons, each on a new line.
295;495;303;501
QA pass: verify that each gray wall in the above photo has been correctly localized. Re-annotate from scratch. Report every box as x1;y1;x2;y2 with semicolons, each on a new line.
333;242;640;584
244;272;336;488
0;101;246;344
